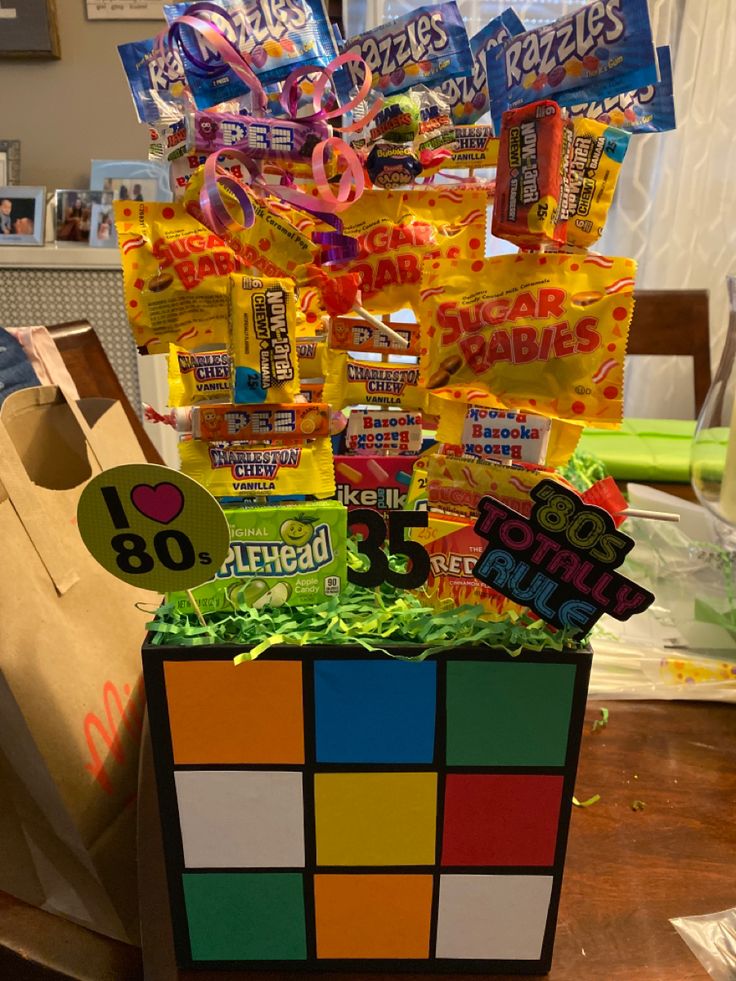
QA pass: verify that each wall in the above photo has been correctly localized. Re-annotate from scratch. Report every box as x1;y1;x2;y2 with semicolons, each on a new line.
0;3;163;190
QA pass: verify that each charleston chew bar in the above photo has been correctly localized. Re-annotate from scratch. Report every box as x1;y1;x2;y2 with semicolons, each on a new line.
167;346;232;406
179;437;336;498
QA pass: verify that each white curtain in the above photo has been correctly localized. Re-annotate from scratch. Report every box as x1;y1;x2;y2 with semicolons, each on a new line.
342;0;736;417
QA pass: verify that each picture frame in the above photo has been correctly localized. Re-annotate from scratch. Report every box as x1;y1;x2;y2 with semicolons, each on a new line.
54;190;110;245
0;141;21;185
88;202;118;249
0;187;46;246
0;1;60;59
86;0;163;19
90;160;172;202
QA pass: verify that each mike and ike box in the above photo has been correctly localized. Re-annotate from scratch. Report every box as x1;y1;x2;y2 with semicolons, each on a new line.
167;501;347;614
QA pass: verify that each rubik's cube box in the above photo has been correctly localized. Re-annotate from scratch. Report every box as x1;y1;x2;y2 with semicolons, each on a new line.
142;642;591;973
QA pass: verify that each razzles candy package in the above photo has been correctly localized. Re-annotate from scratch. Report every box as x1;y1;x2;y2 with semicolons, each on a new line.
486;0;659;130
416;252;635;426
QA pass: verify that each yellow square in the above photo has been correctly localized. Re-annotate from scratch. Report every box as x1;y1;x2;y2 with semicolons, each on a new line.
314;773;437;866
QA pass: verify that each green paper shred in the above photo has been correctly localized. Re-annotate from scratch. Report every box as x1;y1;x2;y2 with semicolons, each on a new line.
147;575;586;662
560;449;608;492
592;707;609;733
572;794;601;808
631;800;646;812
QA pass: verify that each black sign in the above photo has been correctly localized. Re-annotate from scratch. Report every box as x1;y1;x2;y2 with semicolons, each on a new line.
472;479;654;633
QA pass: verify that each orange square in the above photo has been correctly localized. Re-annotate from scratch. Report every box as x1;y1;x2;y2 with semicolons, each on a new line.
164;660;303;764
314;874;432;959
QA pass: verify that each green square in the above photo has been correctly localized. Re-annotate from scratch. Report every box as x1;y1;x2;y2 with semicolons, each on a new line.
446;662;576;767
183;872;307;961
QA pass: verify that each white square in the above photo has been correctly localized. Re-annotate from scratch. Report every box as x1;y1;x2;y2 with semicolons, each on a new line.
436;874;553;960
175;771;305;868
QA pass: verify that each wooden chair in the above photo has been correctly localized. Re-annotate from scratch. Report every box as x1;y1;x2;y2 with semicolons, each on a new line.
628;290;711;415
624;290;711;500
47;320;163;465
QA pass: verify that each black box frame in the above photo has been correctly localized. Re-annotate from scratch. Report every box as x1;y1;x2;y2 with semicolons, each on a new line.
142;641;592;974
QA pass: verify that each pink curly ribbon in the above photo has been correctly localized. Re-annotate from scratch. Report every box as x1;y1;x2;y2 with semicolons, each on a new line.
279;51;383;133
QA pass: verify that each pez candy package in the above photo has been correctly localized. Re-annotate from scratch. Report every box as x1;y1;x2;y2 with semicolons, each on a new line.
440;8;525;126
118;37;191;124
168;500;347;613
415;252;636;427
177;402;331;440
163;0;337;108
229;275;300;404
179;436;336;497
187;111;330;162
568;45;676;134
486;0;658;130
339;2;473;99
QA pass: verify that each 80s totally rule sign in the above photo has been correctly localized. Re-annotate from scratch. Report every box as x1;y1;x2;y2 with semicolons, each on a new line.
472;479;654;634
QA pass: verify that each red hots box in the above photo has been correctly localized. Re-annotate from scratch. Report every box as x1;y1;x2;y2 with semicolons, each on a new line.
492;100;568;248
410;513;522;618
334;455;416;514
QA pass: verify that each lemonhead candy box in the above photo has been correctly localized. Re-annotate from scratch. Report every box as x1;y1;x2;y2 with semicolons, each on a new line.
168;501;347;613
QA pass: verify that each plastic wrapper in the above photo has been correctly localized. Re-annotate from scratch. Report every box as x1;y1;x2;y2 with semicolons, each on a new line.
168;346;232;405
670;907;736;980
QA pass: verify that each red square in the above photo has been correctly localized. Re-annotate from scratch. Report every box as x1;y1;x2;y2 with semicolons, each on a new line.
441;774;563;867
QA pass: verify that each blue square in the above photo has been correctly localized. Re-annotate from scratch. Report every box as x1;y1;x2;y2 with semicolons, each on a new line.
314;660;437;763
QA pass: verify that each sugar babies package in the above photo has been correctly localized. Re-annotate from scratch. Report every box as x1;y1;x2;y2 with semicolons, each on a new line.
416;252;635;426
168;501;347;613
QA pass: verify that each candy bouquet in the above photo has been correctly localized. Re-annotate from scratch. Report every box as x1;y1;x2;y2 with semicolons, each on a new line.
85;0;677;970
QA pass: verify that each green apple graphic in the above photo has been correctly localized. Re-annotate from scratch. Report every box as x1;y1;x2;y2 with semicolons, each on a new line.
280;516;315;547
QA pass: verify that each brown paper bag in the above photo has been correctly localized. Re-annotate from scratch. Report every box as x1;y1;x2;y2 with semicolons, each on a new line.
0;386;158;943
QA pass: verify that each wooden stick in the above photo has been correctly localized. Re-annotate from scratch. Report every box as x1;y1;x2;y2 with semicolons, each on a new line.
186;589;208;627
620;508;680;523
352;304;410;349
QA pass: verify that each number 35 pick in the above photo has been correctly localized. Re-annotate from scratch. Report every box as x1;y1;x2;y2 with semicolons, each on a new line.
77;464;230;592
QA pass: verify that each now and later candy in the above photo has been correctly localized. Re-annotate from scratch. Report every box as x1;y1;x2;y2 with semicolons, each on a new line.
486;0;658;130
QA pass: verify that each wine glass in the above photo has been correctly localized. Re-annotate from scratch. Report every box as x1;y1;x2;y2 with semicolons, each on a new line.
691;276;736;537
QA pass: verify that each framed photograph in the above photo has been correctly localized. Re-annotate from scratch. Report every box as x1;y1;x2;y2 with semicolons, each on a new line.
0;1;60;59
89;202;118;249
0;141;21;184
90;160;172;202
54;190;110;244
0;187;45;245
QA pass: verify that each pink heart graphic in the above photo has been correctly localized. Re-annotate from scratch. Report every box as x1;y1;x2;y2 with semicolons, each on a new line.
130;483;184;524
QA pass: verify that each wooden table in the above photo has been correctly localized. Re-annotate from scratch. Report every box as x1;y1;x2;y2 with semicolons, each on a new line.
1;701;734;981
